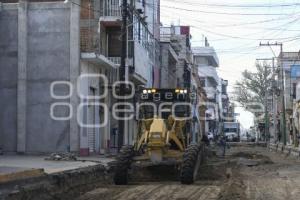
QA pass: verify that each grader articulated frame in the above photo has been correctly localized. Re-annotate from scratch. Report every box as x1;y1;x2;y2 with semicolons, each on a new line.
113;88;204;185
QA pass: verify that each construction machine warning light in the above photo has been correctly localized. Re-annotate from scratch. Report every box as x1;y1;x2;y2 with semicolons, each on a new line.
140;88;190;101
142;89;158;94
175;89;188;94
143;89;187;94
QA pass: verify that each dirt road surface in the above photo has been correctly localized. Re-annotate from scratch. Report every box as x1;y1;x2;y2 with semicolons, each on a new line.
77;145;300;200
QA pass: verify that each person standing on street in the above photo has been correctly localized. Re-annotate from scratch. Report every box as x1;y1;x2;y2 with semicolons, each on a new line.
219;135;227;157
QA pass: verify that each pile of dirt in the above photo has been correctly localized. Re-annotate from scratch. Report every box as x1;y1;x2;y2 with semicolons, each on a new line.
216;160;248;200
218;178;248;200
45;153;77;161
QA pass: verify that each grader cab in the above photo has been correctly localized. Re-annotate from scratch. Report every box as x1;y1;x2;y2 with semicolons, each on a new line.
113;88;204;185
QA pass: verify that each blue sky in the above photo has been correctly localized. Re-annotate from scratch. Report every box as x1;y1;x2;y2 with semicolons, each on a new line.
160;0;300;128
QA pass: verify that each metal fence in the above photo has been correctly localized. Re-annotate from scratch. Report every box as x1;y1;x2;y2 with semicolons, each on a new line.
100;0;121;17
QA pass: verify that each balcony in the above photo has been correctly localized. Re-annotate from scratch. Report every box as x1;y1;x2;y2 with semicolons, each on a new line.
99;0;122;26
160;27;173;42
193;47;219;67
81;53;117;70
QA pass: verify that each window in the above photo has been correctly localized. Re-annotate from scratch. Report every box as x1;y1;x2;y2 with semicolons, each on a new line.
293;83;297;99
200;78;206;87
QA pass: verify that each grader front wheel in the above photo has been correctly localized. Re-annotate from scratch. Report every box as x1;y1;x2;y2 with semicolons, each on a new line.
180;144;201;184
113;145;134;185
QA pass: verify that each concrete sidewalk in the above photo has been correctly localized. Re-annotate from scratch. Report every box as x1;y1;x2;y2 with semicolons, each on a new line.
0;155;114;183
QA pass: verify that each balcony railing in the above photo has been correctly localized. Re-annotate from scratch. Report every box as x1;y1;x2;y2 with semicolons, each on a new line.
108;57;121;65
100;0;121;17
204;86;217;100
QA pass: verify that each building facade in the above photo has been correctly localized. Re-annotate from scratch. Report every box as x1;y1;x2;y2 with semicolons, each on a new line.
0;0;160;154
193;45;220;135
276;52;300;145
159;25;192;89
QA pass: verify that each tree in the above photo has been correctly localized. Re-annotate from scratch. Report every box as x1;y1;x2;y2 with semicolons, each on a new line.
233;62;273;116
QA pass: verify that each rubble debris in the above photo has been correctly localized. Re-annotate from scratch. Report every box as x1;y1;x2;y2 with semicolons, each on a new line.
45;153;77;161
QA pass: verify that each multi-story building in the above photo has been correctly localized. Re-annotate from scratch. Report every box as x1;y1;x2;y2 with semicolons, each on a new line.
218;79;232;133
276;52;300;145
159;25;207;141
193;44;220;134
159;25;193;89
0;0;160;155
81;0;160;153
220;79;229;120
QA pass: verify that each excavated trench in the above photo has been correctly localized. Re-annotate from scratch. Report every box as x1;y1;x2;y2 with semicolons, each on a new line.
2;146;280;200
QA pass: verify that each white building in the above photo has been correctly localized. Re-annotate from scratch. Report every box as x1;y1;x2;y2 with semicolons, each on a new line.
193;46;220;134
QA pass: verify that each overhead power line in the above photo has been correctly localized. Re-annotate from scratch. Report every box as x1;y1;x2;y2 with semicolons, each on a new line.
160;5;293;16
161;10;300;38
191;25;300;41
163;0;300;8
67;0;300;50
160;8;300;27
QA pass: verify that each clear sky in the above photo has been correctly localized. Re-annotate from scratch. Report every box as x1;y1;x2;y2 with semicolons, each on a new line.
160;0;300;129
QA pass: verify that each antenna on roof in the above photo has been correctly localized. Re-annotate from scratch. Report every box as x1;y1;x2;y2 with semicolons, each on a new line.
205;37;209;47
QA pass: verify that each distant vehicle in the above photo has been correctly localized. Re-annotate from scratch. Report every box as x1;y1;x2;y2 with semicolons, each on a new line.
240;133;255;142
240;134;248;142
249;135;256;142
207;132;214;141
223;122;240;142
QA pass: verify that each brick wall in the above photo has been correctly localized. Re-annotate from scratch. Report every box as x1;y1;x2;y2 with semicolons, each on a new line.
80;0;97;52
80;0;94;19
80;27;93;52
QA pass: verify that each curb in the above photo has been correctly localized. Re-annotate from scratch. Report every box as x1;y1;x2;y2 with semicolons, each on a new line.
0;164;112;200
0;168;44;184
268;143;300;158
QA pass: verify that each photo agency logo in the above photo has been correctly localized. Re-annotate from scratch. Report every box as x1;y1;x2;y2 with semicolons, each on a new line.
50;74;265;127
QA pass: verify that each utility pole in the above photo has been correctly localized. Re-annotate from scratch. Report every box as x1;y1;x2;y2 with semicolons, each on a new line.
271;58;277;143
264;63;269;142
118;0;128;151
259;42;286;145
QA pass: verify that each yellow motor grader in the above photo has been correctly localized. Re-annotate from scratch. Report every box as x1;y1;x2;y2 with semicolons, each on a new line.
113;88;204;185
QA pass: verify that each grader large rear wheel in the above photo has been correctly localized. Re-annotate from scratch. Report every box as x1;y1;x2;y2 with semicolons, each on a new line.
113;145;134;185
180;144;201;184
